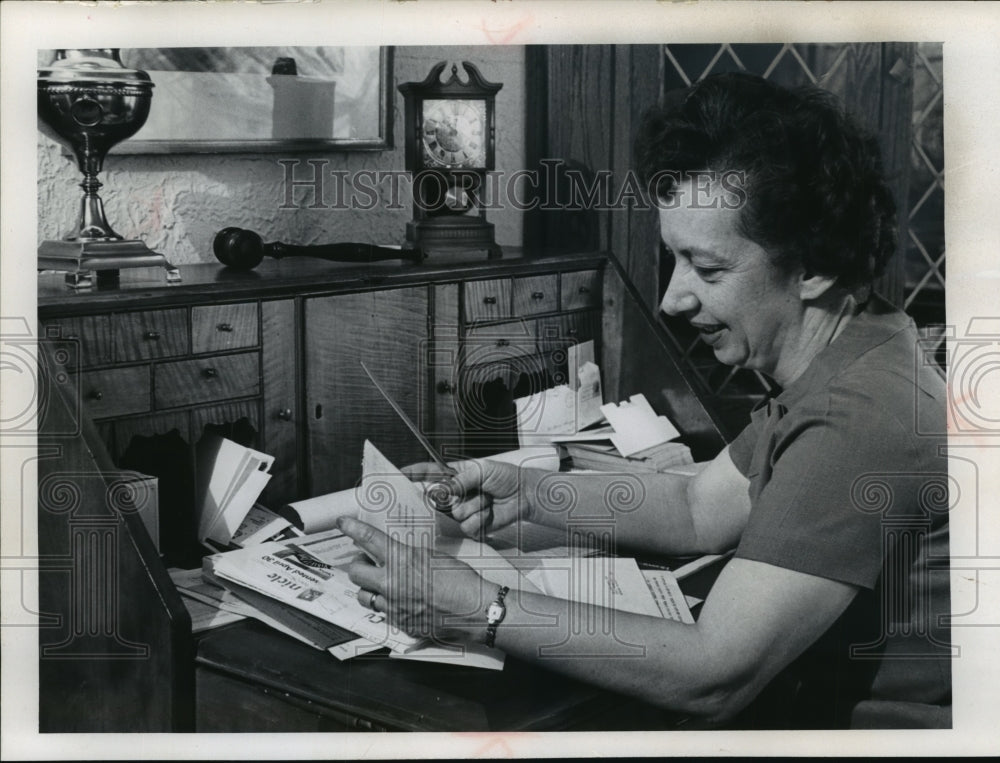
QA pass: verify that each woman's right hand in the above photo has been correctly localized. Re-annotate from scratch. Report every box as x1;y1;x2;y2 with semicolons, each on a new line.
402;459;529;537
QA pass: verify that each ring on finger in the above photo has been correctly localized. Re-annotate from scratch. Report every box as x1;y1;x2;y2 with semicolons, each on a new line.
358;588;377;609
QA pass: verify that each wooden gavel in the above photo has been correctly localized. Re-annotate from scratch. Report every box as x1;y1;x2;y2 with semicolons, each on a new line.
213;227;423;270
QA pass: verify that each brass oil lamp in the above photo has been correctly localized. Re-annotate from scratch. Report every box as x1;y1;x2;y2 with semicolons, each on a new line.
38;49;179;289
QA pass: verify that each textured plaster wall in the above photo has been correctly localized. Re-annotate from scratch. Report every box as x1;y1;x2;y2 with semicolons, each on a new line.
38;46;526;265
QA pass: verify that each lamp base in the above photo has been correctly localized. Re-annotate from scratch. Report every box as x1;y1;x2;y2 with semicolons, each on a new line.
38;239;181;290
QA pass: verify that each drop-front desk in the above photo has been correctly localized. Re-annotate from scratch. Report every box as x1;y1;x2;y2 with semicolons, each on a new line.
36;249;728;732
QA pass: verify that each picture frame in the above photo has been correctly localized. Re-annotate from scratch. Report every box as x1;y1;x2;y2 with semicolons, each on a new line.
108;46;393;153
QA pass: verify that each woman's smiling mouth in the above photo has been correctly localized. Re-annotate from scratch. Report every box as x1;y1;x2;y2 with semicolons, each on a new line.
692;322;726;342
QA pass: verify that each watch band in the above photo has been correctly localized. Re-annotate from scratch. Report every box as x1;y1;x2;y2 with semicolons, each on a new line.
484;585;509;649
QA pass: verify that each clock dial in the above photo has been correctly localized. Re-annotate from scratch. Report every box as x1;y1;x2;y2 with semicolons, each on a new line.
421;99;487;168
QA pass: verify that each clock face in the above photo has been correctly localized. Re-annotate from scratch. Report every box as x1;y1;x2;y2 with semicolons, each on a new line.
421;99;487;168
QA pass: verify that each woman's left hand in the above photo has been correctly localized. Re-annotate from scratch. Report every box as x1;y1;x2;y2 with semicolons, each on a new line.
337;516;484;640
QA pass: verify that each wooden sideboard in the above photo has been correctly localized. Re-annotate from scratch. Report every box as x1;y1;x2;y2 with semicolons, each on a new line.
36;249;727;732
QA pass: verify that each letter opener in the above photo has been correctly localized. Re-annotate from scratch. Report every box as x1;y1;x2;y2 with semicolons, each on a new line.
360;361;458;514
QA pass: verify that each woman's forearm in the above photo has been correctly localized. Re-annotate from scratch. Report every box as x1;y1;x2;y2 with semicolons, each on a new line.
443;580;732;721
516;467;707;556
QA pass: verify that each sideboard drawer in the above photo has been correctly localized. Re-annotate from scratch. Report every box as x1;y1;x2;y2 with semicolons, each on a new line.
192;303;259;354
41;314;114;368
114;309;189;361
154;352;260;409
78;366;151;419
537;310;601;351
464;279;512;322
464;320;537;365
512;274;558;317
561;270;602;311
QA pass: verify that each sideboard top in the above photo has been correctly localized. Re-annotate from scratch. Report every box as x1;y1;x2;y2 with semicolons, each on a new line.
38;248;611;316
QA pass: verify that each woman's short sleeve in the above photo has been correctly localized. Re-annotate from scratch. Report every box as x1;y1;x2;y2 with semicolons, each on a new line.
731;382;920;590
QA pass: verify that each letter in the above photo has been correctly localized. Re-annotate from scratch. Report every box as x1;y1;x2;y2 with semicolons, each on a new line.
566;168;612;211
719;170;748;210
539;158;564;211
278;158;330;210
327;170;351;210
507;169;540;211
352;170;380;211
380;170;406;210
452;170;481;209
413;170;448;212
645;169;682;209
610;171;645;211
689;170;718;209
482;169;504;210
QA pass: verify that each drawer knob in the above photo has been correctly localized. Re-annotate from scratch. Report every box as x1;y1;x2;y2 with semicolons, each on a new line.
483;296;497;305
143;330;161;341
277;408;293;421
578;286;591;294
201;367;218;379
65;333;80;341
568;327;579;337
496;338;510;347
436;380;454;395
531;291;545;300
89;390;103;401
217;322;234;332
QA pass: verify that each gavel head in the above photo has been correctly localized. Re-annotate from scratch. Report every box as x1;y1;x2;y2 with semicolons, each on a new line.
213;227;265;270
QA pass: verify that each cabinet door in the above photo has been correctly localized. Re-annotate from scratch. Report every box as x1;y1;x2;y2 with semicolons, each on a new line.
429;283;463;459
305;288;429;495
261;299;298;505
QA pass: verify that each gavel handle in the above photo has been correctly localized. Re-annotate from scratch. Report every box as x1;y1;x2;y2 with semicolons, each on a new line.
267;241;422;264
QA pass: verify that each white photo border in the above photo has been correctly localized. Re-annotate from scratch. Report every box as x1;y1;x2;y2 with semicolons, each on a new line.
3;0;999;758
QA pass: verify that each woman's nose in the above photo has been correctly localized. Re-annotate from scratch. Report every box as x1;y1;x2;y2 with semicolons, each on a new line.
659;265;699;317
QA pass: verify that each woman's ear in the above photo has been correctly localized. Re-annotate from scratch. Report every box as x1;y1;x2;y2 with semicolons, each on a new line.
798;270;838;301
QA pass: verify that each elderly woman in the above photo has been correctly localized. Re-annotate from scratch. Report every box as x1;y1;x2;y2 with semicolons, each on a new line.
339;73;951;729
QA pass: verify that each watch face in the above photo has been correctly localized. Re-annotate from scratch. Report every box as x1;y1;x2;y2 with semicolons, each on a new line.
486;602;505;623
421;99;487;168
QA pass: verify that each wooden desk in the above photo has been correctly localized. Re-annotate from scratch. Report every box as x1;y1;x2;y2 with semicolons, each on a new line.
193;551;729;732
36;251;728;732
195;620;671;732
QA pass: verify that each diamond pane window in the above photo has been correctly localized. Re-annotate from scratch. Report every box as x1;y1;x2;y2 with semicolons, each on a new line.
906;43;946;364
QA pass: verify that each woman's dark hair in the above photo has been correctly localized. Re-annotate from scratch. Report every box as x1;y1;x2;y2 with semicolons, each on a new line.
634;72;897;288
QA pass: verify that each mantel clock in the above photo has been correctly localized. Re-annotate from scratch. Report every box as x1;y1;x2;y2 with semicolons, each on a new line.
399;61;503;259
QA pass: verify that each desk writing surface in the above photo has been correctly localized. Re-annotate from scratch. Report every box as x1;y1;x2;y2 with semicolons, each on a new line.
195;619;668;732
194;553;730;732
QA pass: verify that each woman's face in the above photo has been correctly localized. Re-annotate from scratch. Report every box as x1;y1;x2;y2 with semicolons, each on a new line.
658;183;805;378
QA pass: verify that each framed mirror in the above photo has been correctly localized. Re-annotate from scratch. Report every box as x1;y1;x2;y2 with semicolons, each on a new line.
108;46;392;153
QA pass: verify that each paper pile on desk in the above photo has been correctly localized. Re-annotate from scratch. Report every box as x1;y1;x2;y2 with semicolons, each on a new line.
199;441;693;668
514;341;605;446
196;436;277;550
512;341;692;470
206;528;421;655
168;567;247;633
549;393;692;472
599;393;681;456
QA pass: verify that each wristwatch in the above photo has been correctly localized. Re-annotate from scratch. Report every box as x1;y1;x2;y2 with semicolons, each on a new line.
483;585;509;648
